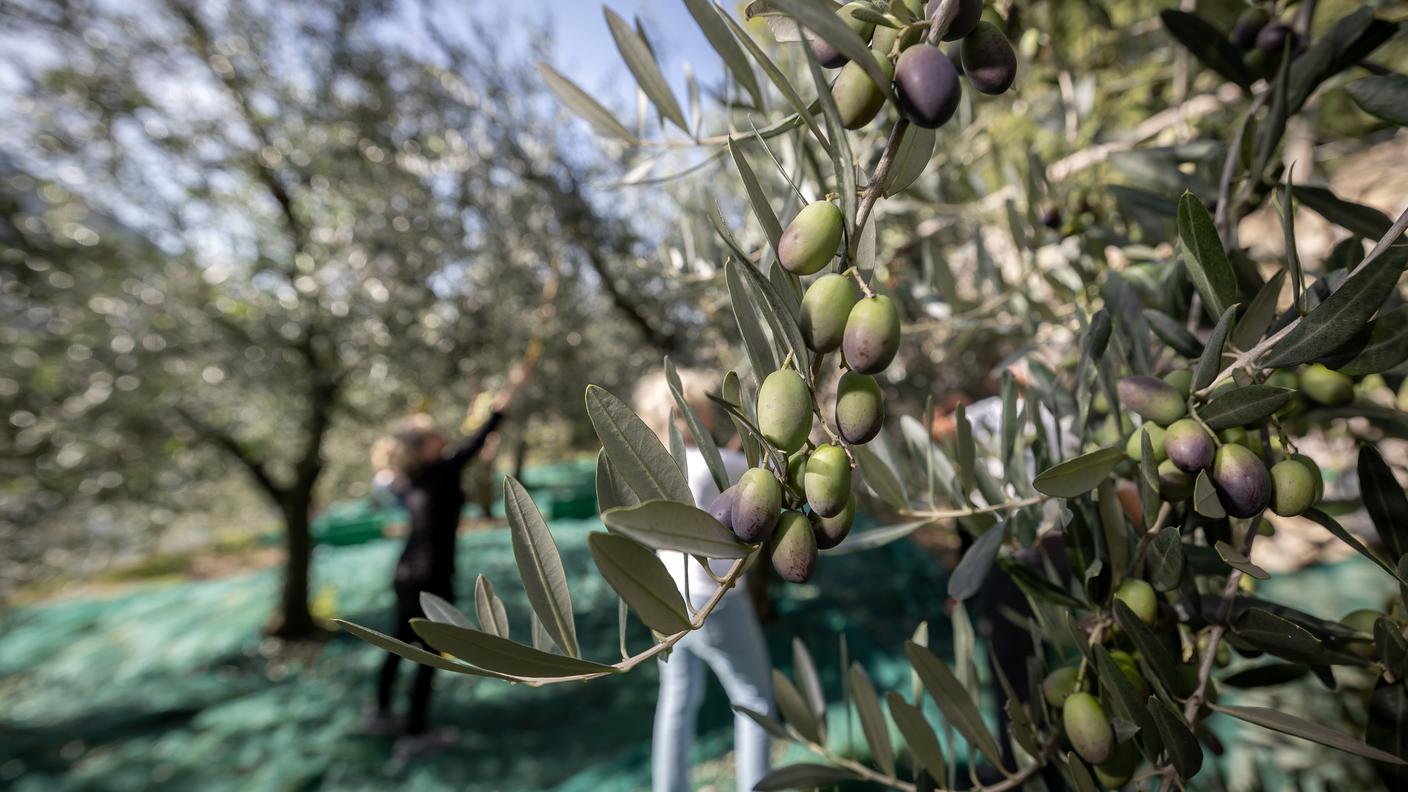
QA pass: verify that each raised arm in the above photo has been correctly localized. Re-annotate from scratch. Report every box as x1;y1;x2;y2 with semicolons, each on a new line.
448;342;540;469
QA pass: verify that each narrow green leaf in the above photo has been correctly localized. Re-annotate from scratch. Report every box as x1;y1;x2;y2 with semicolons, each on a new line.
1231;270;1286;352
1093;645;1161;761
792;638;827;736
726;257;782;379
505;477;580;658
1303;508;1404;583
799;26;857;235
1194;470;1226;518
1148;696;1204;780
1158;10;1252;89
1215;539;1269;580
664;357;730;493
1033;447;1125;498
754;763;860;790
586;385;695;504
1177;191;1238;320
536;63;637;143
1213;703;1408;765
1280;171;1305;315
474;575;509;639
1198;385;1294;430
420;592;471;628
604;8;689;132
882;124;936;197
853;442;909;509
595;450;640;514
1333;306;1408;376
334;619;510;678
410;620;617;678
1293;185;1392;239
1265;244;1408;367
1194;304;1239;392
682;0;764;109
1359;446;1408;563
948;521;1007;601
1367;681;1408;787
602;500;750;558
715;3;831;153
729;139;784;251
1146;310;1204;358
1147;526;1185;592
849;664;895;775
906;641;1004;768
1286;9;1396;115
888;692;947;780
1222;662;1310;689
735;705;794;741
1347;74;1408;127
773;669;823;744
1113;601;1178;693
1065;751;1100;792
825;519;933;555
588;532;692;635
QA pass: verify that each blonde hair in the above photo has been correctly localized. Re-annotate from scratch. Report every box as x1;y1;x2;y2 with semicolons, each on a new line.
374;413;440;478
633;368;718;446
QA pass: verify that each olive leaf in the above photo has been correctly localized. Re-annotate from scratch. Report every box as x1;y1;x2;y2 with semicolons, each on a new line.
535;63;637;143
603;8;688;133
773;668;823;744
1094;645;1162;761
1146;309;1204;358
882;124;936;197
1286;8;1397;115
853;442;909;509
595;450;640;514
1263;243;1408;368
1231;269;1286;352
1347;75;1408;127
726;256;783;380
754;764;860;790
849;664;895;776
681;0;765;110
906;640;1004;768
1194;304;1238;391
419;591;472;628
1177;191;1238;320
1033;447;1125;498
1212;703;1408;766
1330;306;1408;376
729;138;784;251
602;500;750;558
586;385;694;504
474;574;509;639
505;476;580;658
1112;601;1178;694
772;0;897;104
1215;540;1268;580
334;619;512;679
1148;696;1203;780
793;638;827;735
1198;385;1294;430
1359;446;1408;563
1158;10;1252;90
664;356;731;493
887;692;946;781
411;620;617;678
799;25;857;235
714;3;831;153
1292;185;1392;239
588;532;692;635
949;521;1008;601
1147;526;1185;592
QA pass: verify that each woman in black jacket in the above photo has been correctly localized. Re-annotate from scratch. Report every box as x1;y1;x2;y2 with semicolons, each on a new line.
363;346;537;753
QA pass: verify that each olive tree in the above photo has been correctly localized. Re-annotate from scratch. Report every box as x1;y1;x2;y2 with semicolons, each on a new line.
341;0;1403;787
0;0;695;625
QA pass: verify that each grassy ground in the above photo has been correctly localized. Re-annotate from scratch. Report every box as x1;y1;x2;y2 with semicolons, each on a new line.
0;518;951;791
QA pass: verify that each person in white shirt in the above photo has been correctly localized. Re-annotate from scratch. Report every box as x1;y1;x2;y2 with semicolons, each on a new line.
632;369;774;792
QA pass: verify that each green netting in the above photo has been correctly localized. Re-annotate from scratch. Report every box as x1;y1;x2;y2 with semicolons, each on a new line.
2;511;1394;791
0;516;949;791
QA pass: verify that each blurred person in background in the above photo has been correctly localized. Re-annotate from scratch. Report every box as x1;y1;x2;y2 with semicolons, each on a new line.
633;369;773;792
361;343;540;758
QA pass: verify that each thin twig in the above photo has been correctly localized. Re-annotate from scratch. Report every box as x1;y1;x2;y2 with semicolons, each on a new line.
900;494;1050;521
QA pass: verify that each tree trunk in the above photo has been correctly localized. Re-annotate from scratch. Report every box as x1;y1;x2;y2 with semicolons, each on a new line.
266;489;319;639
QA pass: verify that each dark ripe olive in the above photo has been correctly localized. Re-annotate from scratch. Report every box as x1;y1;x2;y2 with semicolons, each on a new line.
1211;443;1271;518
894;44;961;129
930;0;982;42
959;21;1016;95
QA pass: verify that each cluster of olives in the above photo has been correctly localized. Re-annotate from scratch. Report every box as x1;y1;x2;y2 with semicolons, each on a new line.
813;0;1017;133
705;203;904;583
1115;370;1326;519
1043;579;1218;786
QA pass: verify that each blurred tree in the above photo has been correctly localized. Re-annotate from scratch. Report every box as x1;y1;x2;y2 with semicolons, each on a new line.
0;0;692;632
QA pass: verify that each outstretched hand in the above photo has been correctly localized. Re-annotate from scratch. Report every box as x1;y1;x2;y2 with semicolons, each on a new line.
492;339;541;413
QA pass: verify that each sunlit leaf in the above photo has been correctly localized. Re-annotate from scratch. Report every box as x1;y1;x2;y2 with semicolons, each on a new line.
682;0;765;109
505;476;579;658
849;664;895;775
1213;703;1408;765
604;8;689;132
906;641;1004;767
602;499;750;558
588;532;692;635
586;385;694;504
1033;447;1124;498
1198;385;1294;430
420;591;471;628
411;620;617;678
474;575;509;639
1177;191;1238;320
